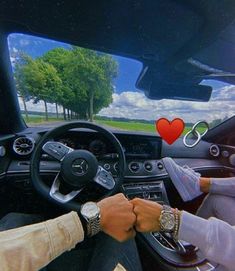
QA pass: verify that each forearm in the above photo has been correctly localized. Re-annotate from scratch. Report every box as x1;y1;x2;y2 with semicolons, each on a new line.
199;176;235;196
199;177;211;193
0;211;84;271
179;211;235;270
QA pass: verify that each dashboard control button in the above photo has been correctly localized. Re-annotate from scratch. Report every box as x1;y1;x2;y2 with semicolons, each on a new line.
129;162;140;173
144;162;153;172
209;144;220;157
229;154;235;166
157;162;164;170
143;191;151;199
0;146;6;157
222;150;229;158
104;163;110;170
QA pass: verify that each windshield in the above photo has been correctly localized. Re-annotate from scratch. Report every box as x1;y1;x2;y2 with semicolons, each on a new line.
8;33;235;134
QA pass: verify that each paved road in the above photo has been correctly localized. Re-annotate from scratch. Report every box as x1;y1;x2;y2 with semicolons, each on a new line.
29;120;121;131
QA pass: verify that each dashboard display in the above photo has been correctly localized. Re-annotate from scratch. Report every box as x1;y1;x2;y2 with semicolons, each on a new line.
128;142;151;154
116;135;161;158
55;132;161;159
89;139;106;155
58;138;76;149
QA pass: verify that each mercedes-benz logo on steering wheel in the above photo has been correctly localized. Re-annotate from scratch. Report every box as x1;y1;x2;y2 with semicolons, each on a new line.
71;158;89;176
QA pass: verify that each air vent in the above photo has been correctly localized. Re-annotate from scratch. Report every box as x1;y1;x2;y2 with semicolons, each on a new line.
13;137;35;156
209;144;220;157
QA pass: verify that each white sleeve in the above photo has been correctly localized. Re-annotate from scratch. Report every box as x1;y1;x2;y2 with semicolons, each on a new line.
178;211;235;270
0;211;84;271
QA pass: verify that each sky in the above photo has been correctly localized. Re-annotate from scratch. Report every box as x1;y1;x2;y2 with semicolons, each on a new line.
8;33;235;123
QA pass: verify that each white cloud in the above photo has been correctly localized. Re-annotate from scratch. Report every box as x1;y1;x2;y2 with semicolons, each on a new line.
8;47;19;67
12;47;18;53
99;89;235;123
18;97;63;114
10;56;16;65
19;39;30;46
211;85;235;101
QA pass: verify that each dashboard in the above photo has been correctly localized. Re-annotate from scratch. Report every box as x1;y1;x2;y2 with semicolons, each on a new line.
1;128;235;181
54;132;163;178
1;130;165;180
1;127;235;271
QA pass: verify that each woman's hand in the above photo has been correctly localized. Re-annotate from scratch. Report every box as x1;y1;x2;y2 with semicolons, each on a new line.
130;198;163;232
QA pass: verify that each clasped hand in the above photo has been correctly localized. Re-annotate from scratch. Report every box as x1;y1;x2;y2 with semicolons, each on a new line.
97;193;163;242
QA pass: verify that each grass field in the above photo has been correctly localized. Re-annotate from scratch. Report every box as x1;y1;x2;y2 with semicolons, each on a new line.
96;119;156;133
23;115;64;124
96;119;206;135
23;115;207;135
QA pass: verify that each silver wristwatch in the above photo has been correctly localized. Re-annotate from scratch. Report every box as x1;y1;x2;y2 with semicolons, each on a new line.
159;205;175;233
80;202;101;237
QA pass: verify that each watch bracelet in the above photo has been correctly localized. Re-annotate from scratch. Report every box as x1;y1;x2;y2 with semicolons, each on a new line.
87;215;101;237
173;208;180;240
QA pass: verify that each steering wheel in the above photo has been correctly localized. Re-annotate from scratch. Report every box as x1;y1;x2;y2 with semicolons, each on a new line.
30;121;126;211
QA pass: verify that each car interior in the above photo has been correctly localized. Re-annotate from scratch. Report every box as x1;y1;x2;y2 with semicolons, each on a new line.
1;1;235;271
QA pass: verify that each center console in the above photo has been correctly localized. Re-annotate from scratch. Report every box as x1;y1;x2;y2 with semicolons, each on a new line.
123;181;216;271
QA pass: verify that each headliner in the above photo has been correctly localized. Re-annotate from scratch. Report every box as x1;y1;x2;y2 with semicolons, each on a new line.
0;1;234;66
0;1;235;132
1;0;235;103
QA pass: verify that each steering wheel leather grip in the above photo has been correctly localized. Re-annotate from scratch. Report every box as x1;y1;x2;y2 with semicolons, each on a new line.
30;121;126;211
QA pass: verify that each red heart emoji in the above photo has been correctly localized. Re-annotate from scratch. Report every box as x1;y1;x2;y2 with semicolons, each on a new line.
155;118;185;145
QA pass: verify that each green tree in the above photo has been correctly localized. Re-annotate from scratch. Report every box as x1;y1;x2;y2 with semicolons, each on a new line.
14;53;33;121
210;118;222;128
41;48;74;120
65;47;118;121
16;47;118;122
21;59;62;120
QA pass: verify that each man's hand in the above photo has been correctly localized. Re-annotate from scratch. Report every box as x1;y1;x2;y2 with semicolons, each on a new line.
131;198;163;232
97;193;136;242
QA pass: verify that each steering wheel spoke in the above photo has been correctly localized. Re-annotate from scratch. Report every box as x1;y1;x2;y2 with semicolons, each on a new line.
49;172;83;203
93;166;115;190
43;141;73;161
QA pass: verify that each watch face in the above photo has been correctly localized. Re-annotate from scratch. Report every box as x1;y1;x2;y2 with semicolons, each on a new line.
81;202;100;219
161;212;175;231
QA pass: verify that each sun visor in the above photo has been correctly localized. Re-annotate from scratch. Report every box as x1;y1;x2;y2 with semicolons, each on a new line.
136;65;212;102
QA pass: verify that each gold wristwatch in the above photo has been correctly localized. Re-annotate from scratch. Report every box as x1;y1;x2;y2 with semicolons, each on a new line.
159;205;180;239
159;205;175;232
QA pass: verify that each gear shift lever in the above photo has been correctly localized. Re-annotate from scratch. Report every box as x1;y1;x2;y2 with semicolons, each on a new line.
162;232;197;255
175;239;187;255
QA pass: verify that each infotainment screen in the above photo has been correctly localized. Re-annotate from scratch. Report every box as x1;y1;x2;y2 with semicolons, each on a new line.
116;134;161;158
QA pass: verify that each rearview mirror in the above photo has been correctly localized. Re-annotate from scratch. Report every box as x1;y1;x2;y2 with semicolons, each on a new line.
144;84;212;101
136;66;212;102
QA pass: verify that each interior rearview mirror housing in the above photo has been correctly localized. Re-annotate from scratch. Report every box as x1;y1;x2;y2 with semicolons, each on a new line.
144;84;212;101
136;66;212;102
